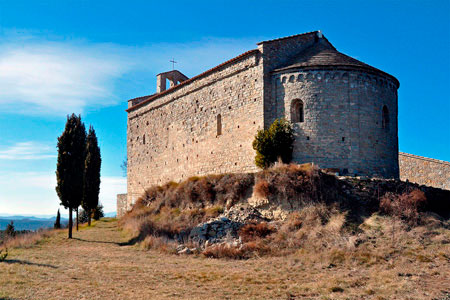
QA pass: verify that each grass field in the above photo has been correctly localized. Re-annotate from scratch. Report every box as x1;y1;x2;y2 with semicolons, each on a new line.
1;218;449;300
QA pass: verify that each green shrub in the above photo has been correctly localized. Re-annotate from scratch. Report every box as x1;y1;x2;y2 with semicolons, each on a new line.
252;119;294;169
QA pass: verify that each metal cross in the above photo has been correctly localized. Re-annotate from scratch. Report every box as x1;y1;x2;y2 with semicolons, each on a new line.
170;58;177;70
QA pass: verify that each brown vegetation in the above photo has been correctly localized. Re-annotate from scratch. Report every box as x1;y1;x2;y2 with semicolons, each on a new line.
120;163;449;260
253;179;270;198
239;222;275;242
120;173;253;246
380;188;427;225
1;229;58;249
2;218;449;299
135;173;254;210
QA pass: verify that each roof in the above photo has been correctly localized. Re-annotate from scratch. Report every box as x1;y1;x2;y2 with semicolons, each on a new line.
127;94;154;103
127;32;400;111
126;49;259;112
256;30;319;45
274;38;399;87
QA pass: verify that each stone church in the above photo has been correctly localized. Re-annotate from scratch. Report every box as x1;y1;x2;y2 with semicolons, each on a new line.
125;31;401;207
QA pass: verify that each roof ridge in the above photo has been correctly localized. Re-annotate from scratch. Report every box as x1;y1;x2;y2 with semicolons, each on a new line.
273;39;400;87
399;152;450;165
126;49;259;112
128;94;154;102
257;31;319;45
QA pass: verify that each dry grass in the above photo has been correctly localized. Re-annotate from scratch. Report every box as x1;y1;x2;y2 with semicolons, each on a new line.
135;173;254;210
119;204;225;245
254;179;270;198
120;163;449;260
380;188;427;225
0;218;448;299
239;222;276;242
1;228;60;249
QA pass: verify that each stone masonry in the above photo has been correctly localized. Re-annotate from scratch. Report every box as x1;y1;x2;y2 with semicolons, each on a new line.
399;152;450;190
124;31;401;210
116;194;127;218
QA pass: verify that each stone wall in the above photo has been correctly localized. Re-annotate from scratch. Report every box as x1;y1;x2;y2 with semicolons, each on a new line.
125;32;402;209
126;51;264;207
399;152;450;190
116;193;128;218
273;68;399;178
258;32;318;128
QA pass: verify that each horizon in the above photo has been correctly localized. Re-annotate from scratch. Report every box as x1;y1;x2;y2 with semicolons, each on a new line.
0;0;449;216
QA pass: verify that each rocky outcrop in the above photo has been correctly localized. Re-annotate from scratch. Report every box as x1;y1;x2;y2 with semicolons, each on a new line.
176;204;269;254
188;204;267;244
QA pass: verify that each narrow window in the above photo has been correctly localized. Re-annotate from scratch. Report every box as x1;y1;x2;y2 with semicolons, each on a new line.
217;114;222;136
382;105;389;130
142;134;145;144
291;99;304;123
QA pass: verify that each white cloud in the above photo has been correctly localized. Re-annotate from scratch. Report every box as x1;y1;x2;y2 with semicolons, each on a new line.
0;171;126;215
0;35;257;116
0;141;55;160
0;41;133;115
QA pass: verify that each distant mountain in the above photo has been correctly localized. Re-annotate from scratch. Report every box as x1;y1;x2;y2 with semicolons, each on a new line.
0;212;115;231
0;213;60;219
0;216;68;231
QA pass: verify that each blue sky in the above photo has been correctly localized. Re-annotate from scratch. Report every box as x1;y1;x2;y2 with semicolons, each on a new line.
0;0;449;216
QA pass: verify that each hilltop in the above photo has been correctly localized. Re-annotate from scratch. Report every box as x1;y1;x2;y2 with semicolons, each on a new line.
1;164;449;299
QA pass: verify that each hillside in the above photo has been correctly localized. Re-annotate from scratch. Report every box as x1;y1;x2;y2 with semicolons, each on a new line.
0;216;68;231
1;164;449;299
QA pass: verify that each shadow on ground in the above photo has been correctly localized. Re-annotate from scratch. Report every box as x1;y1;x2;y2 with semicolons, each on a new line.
2;259;57;269
72;237;119;245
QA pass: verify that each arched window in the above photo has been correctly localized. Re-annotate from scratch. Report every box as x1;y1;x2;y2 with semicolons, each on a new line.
217;114;222;136
382;105;389;130
291;99;304;123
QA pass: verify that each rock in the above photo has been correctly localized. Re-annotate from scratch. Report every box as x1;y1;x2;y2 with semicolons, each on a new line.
187;204;266;245
189;226;207;241
178;247;192;255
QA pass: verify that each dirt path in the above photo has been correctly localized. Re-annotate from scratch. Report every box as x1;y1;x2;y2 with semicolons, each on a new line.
1;219;448;299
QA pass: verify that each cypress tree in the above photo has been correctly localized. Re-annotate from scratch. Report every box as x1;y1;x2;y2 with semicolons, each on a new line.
56;114;86;238
54;209;61;229
5;221;15;237
82;126;101;226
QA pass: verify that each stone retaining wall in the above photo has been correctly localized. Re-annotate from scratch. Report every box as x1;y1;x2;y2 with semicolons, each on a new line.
399;152;450;190
116;194;127;218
